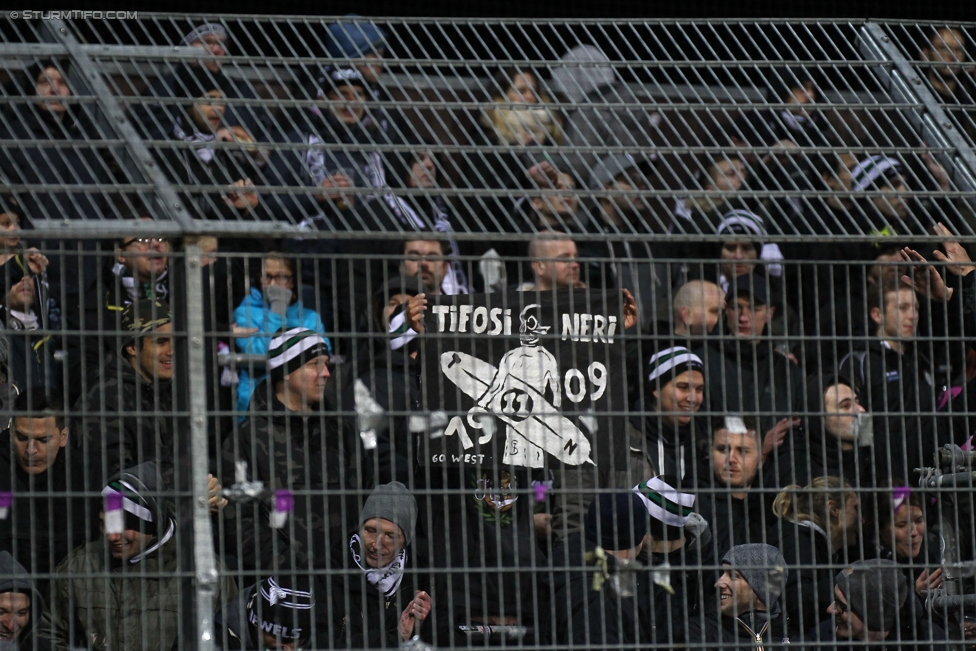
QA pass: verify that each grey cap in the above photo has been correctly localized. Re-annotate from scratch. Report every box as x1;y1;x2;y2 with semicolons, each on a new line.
835;560;908;633
722;544;788;612
360;482;417;546
589;153;655;190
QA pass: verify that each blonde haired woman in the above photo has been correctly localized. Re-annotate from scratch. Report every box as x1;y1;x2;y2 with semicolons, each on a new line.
772;476;861;638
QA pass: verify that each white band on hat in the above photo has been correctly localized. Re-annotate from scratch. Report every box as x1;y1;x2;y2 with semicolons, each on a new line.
633;483;693;528
645;476;696;508
101;484;153;522
648;347;703;383
268;328;328;371
851;156;901;192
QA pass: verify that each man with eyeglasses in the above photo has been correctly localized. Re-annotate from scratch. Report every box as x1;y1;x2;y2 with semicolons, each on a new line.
803;559;944;650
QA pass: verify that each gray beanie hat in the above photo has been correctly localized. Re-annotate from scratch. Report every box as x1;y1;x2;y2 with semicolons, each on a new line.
360;482;417;546
835;560;908;633
722;544;788;611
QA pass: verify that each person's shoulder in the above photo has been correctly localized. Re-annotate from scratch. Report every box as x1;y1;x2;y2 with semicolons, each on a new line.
56;539;104;574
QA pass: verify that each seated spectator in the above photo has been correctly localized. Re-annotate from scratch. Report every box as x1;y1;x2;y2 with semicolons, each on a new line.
280;155;401;350
771;477;861;638
917;26;976;143
233;253;330;413
675;148;750;223
385;148;469;293
0;251;60;390
695;416;770;558
0;550;49;650
775;375;874;489
588;153;678;330
695;273;803;443
215;571;316;651
334;482;431;648
0;59;116;310
688;543;790;648
0;388;93;601
871;485;943;602
221;327;365;572
634;475;715;646
848;155;936;237
326;15;409;137
807;559;944;649
549;45;661;179
627;346;705;480
735;67;826;148
131;23;263;141
551;492;648;648
518;234;583;292
40;462;236;651
672;280;726;340
155;65;272;224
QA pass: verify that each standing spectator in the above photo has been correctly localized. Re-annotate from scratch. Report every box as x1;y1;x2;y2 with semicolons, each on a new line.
0;252;60;391
0;551;49;650
871;486;943;602
0;389;93;602
399;240;458;296
627;346;706;481
806;560;944;649
233;254;330;413
519;235;584;292
734;66;827;150
214;572;316;651
688;543;790;649
672;280;726;339
696;273;803;442
695;416;770;558
634;476;715;646
334;482;431;648
771;477;861;638
776;375;875;489
918;27;976;144
221;327;365;572
40;462;236;651
551;492;649;649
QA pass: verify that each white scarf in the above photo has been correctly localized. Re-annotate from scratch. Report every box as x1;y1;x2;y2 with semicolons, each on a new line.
112;262;169;304
349;533;406;598
7;309;37;331
173;119;216;163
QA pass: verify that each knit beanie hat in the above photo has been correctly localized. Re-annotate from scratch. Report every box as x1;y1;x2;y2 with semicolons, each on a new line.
326;17;387;59
182;23;228;47
717;208;767;244
722;544;788;612
835;559;908;633
359;481;418;546
318;66;368;97
246;574;315;643
267;327;330;384
584;492;649;552
101;462;167;537
647;346;704;385
634;475;696;541
850;155;903;192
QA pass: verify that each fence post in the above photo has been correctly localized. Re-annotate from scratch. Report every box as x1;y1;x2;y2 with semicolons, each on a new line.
859;21;976;216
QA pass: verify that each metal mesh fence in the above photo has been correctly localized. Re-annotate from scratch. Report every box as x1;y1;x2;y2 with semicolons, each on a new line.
0;14;975;651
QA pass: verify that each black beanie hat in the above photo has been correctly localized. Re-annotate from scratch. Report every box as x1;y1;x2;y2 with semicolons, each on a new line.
584;492;648;551
246;574;315;643
101;462;168;537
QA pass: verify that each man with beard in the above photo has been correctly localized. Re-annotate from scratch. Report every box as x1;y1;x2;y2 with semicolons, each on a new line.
918;27;976;144
400;239;454;296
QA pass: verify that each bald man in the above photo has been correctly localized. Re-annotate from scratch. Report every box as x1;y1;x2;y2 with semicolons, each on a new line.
672;280;725;337
524;236;585;291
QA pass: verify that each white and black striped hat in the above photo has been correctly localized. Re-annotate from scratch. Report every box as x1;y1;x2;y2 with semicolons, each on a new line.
267;327;330;382
634;475;696;538
850;155;903;192
716;208;767;241
647;346;704;384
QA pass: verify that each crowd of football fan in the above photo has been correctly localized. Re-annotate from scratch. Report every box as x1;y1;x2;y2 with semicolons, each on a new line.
0;16;976;651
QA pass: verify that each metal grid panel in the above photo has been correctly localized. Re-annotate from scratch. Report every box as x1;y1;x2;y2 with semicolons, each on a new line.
0;15;974;651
